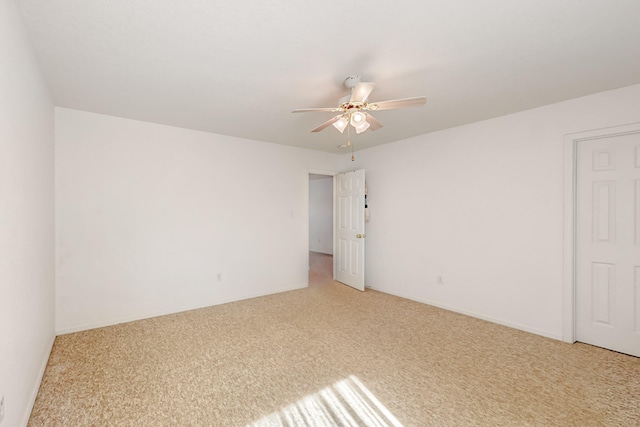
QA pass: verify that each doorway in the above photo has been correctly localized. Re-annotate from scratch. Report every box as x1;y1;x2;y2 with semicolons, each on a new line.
309;173;334;286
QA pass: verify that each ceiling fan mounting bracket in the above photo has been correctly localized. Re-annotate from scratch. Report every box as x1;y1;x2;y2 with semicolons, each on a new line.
344;75;361;89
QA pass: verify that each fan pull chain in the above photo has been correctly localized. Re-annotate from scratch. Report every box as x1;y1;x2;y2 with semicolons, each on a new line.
347;124;355;161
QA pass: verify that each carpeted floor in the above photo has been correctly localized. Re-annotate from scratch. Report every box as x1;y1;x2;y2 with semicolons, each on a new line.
29;252;640;426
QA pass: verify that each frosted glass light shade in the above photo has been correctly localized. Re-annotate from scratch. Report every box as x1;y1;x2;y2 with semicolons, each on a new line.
350;112;365;126
332;117;348;133
354;120;370;134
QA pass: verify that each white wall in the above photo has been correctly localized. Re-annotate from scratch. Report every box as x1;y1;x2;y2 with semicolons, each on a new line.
0;1;55;425
55;108;338;333
309;175;333;254
351;83;640;340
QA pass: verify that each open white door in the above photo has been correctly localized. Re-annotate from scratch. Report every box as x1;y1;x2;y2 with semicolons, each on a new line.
576;133;640;357
335;169;365;291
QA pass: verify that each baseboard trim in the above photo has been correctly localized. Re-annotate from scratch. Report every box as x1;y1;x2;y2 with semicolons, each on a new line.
21;333;55;426
368;286;563;342
309;250;333;255
56;284;307;335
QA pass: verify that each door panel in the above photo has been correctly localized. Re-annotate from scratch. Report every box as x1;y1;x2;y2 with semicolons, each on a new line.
591;262;614;326
335;169;365;291
576;133;640;357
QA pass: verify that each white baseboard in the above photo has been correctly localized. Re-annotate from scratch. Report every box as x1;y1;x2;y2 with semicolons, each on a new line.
56;284;307;335
309;250;333;255
368;286;564;342
21;333;55;426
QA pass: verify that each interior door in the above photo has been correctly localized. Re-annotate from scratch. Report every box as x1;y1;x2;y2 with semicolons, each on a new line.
335;169;365;291
576;132;640;357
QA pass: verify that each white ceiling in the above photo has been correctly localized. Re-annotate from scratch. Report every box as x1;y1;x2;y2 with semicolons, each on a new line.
16;0;640;153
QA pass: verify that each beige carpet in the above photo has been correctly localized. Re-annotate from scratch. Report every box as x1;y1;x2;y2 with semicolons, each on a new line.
29;252;640;426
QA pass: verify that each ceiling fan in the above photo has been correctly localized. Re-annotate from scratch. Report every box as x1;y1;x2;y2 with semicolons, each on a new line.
292;75;426;134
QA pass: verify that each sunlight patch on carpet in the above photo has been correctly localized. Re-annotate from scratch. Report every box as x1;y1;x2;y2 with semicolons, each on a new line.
248;375;403;427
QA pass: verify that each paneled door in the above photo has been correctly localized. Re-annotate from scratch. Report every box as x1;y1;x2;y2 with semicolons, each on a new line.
576;132;640;357
335;169;365;291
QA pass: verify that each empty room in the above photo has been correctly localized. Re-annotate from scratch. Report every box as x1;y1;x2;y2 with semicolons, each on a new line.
3;0;640;425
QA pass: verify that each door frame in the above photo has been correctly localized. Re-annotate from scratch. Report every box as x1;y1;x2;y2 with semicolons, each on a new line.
562;122;640;343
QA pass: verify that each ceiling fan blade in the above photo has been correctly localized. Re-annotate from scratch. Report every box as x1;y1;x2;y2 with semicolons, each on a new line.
311;115;341;132
350;82;376;103
365;113;384;131
368;96;426;111
292;107;338;113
